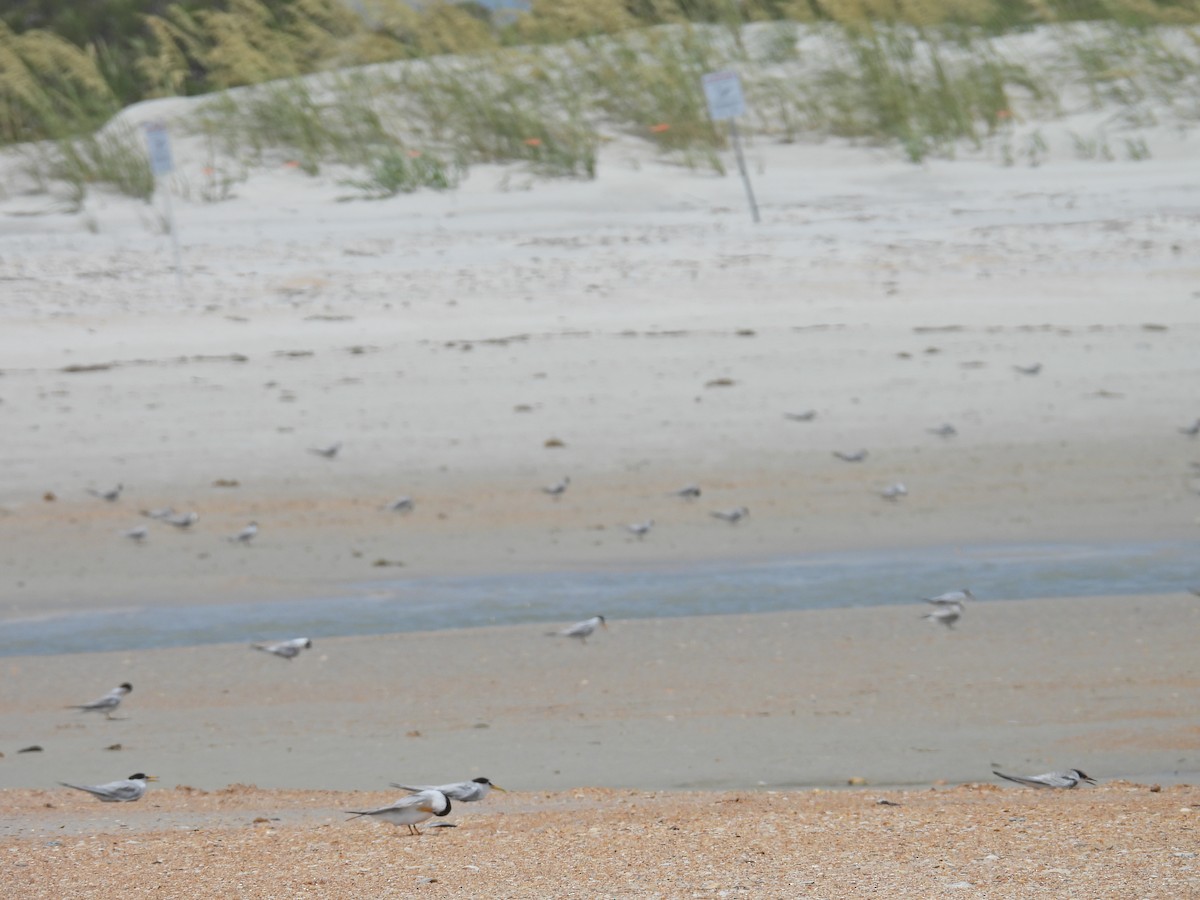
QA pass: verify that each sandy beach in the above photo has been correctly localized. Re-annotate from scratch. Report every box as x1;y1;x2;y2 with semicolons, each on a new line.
1;50;1199;895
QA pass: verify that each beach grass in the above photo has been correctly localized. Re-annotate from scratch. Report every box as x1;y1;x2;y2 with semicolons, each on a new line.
2;0;1198;201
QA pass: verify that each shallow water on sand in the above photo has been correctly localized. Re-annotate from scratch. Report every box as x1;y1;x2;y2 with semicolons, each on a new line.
1;540;1195;656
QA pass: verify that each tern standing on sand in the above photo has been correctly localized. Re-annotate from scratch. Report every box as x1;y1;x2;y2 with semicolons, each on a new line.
252;638;313;660
626;519;654;539
923;604;962;629
548;615;607;643
542;476;570;497
711;506;749;524
60;773;156;802
309;441;342;459
346;789;452;835
69;683;132;719
165;510;199;529
229;521;258;543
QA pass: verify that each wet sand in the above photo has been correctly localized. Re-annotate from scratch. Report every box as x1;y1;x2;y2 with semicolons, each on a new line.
2;595;1197;799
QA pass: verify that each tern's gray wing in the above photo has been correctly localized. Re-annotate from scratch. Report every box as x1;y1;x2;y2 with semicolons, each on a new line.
390;781;479;800
60;780;144;802
389;782;437;793
74;694;120;711
993;770;1072;788
253;642;300;658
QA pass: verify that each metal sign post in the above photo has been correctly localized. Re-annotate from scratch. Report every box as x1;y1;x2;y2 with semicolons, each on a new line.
144;122;184;289
701;70;760;224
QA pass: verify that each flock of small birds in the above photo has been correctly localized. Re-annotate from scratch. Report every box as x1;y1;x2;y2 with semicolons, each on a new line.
94;397;1200;554
53;606;580;831
57;397;1200;829
57;601;1098;825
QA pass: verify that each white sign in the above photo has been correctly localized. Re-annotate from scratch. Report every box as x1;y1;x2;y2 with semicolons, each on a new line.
702;70;746;121
144;122;174;176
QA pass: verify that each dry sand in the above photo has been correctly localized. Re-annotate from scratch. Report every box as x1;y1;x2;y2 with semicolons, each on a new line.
1;58;1200;897
3;783;1199;898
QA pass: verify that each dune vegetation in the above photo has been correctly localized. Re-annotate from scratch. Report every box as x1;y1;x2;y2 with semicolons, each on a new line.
1;0;1197;204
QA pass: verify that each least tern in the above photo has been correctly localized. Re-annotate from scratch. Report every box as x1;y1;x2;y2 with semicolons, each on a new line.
228;521;258;543
993;768;1096;789
1014;363;1043;376
711;506;749;524
548;615;607;643
69;682;132;719
385;496;415;513
880;482;908;501
925;589;974;606
541;476;570;497
389;777;506;803
252;637;312;660
928;423;957;438
165;510;199;529
1180;419;1200;437
625;519;654;539
309;441;343;459
141;506;175;520
59;773;156;802
346;789;452;835
122;526;149;542
88;484;123;502
671;483;702;499
922;604;961;629
833;450;868;462
784;410;817;422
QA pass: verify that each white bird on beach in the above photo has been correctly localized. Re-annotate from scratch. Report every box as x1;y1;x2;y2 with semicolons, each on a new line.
309;441;342;459
541;476;570;497
625;519;654;539
385;496;414;513
785;410;817;422
548;615;607;643
88;484;123;502
389;777;506;803
923;604;962;629
229;521;258;543
68;682;132;719
711;506;749;524
122;526;148;542
671;483;702;499
165;510;199;529
925;589;975;607
59;772;156;802
346;789;452;835
993;768;1096;789
880;482;908;501
252;638;312;660
833;449;868;463
1179;419;1200;437
141;506;174;520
